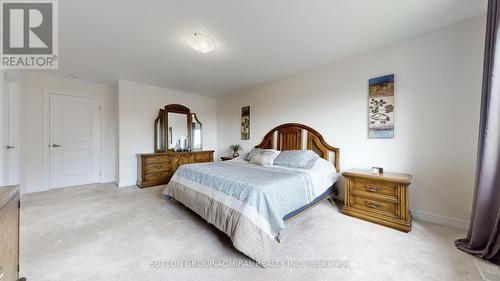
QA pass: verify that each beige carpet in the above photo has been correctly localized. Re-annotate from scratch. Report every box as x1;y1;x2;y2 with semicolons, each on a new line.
20;183;487;281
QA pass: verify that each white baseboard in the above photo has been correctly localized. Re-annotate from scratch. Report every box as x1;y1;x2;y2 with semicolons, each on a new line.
23;181;118;194
101;177;117;184
410;209;469;231
101;181;118;187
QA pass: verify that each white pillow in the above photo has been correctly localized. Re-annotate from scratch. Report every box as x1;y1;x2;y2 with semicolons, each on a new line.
273;150;319;169
245;148;280;161
249;150;280;166
245;148;261;161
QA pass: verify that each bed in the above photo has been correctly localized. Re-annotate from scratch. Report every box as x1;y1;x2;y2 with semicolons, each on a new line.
162;123;340;263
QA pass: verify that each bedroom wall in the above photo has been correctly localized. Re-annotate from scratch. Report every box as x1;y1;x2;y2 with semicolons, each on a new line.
216;15;486;229
117;79;218;187
19;71;117;193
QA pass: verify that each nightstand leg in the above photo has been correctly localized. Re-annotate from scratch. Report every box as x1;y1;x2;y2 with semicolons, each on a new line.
327;196;335;206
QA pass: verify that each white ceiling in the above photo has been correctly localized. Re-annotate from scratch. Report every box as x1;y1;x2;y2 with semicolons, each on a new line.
49;0;486;97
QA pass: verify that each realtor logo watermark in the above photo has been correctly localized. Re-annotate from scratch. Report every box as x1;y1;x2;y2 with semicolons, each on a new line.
1;0;58;69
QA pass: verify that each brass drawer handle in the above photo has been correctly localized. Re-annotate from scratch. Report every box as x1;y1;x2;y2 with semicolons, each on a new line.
364;200;383;209
365;186;381;192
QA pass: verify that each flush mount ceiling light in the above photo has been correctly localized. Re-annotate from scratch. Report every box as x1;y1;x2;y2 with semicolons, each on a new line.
187;32;216;53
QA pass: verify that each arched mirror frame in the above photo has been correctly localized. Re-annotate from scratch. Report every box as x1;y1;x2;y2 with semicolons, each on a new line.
154;109;166;153
164;104;192;151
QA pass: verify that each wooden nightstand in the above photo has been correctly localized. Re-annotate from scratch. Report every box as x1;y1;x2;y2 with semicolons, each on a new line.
341;169;413;232
220;156;235;161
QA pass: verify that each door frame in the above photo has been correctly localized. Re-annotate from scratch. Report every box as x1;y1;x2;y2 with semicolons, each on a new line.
43;91;103;189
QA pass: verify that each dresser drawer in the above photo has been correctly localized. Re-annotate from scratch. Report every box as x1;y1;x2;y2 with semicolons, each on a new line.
145;171;170;182
144;156;169;164
175;155;193;166
194;152;212;162
137;151;214;188
351;178;397;199
350;194;398;218
144;162;170;172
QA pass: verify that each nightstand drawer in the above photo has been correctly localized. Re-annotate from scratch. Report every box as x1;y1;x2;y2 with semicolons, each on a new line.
351;178;397;199
342;169;412;231
350;195;398;218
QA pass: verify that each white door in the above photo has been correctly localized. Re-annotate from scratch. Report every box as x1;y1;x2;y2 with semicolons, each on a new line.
49;93;101;188
3;82;21;186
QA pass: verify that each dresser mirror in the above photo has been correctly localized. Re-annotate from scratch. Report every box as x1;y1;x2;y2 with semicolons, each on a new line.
154;109;166;153
139;104;213;188
191;113;202;150
165;104;192;151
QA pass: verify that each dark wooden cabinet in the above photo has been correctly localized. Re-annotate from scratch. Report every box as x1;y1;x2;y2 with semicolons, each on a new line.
137;150;214;188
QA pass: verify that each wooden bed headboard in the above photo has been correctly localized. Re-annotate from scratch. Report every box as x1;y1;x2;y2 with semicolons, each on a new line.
255;123;340;172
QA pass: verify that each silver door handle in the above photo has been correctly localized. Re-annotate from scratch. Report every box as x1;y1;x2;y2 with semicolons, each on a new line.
6;145;15;149
0;265;3;279
52;144;61;148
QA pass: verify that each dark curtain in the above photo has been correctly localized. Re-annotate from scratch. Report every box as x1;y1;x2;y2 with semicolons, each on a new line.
454;0;500;265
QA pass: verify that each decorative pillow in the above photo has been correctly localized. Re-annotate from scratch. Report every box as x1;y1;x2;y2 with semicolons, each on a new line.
249;152;278;166
245;148;280;161
261;149;280;158
273;150;319;169
245;148;261;161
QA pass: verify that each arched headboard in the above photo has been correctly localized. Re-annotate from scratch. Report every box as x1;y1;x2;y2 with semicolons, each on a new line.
255;123;340;172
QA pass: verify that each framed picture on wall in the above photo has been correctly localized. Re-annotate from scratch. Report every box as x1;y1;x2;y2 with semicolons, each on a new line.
368;74;395;138
241;106;250;140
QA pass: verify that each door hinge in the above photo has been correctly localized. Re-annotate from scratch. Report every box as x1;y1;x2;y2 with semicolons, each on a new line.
17;264;19;272
18;200;20;208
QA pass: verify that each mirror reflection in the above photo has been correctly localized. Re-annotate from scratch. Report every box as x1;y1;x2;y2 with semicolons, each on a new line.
191;113;202;150
154;109;165;152
168;112;188;150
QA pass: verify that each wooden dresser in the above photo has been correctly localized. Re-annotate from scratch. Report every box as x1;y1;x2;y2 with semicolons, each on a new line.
0;186;20;281
137;150;214;188
342;169;412;232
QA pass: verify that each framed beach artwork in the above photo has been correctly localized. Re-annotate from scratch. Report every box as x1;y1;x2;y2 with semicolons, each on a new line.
368;74;395;138
241;106;250;140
